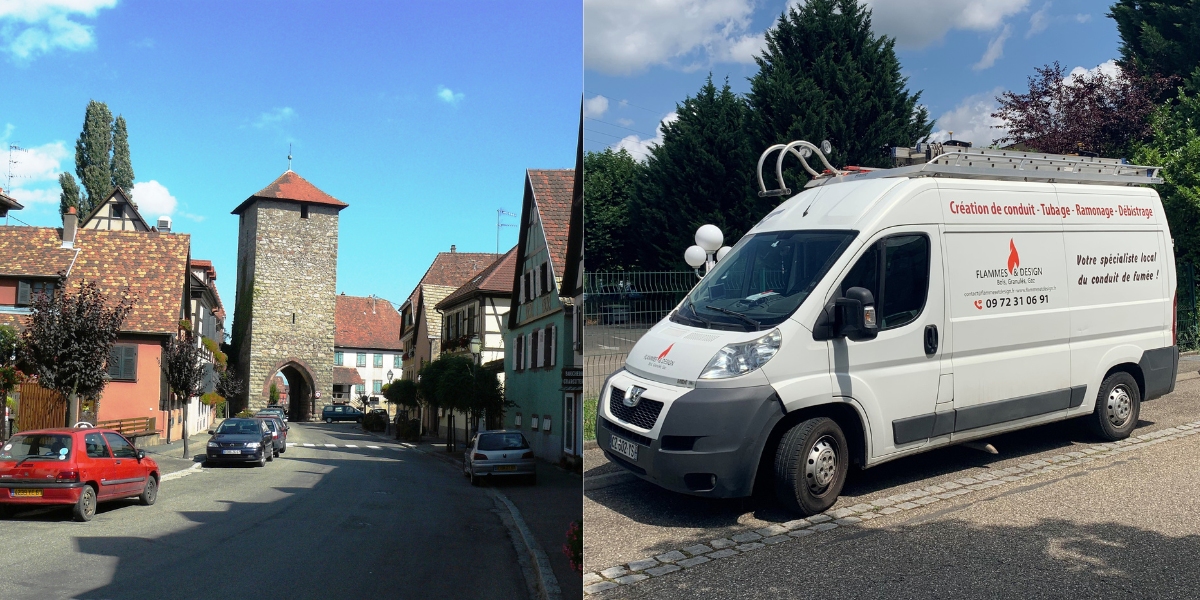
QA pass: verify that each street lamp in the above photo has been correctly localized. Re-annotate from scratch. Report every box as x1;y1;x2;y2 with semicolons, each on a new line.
468;333;483;436
685;224;733;278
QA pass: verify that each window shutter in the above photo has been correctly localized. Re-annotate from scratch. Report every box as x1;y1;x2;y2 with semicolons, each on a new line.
524;334;531;370
540;263;549;296
108;348;121;378
549;324;556;367
531;330;540;369
16;281;30;305
123;346;137;380
515;335;523;371
518;275;525;304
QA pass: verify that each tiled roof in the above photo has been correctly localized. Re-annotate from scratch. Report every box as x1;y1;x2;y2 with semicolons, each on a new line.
528;169;574;279
333;366;364;386
335;295;403;350
0;190;21;211
434;246;518;311
231;170;348;215
416;251;497;288
0;226;76;277
70;229;190;335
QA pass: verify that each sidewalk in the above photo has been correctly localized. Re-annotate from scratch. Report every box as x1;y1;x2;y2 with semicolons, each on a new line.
137;435;206;476
367;428;584;600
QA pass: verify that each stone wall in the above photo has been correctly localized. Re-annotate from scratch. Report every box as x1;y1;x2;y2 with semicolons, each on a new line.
233;199;338;417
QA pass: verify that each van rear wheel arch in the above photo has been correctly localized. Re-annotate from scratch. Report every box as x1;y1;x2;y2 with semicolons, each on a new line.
1102;363;1145;404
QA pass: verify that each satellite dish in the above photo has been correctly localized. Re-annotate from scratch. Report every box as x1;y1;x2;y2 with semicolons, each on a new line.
821;140;832;154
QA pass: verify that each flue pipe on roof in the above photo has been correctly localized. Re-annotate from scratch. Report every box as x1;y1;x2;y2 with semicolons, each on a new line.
62;207;77;249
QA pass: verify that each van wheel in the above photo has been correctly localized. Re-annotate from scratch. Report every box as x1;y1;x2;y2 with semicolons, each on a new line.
774;417;848;516
325;417;333;424
1088;372;1141;441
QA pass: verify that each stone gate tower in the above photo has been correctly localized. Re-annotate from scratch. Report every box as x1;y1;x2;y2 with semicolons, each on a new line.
230;170;347;419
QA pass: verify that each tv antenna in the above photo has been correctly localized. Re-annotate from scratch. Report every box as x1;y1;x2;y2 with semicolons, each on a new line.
496;209;517;256
6;143;28;195
287;143;293;171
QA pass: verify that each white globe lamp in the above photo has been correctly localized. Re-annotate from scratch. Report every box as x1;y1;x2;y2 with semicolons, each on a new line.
695;224;723;252
684;245;707;269
715;246;732;262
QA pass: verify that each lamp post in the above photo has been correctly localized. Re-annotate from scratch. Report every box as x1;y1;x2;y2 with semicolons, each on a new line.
685;224;733;278
469;334;482;437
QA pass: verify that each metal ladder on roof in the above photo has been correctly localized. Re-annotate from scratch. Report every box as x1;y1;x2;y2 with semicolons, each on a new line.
756;141;1164;196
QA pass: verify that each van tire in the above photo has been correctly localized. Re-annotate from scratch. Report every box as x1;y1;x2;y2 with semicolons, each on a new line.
1088;372;1141;441
774;417;848;515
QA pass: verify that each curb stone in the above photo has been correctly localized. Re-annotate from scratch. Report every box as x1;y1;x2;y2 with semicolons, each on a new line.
583;418;1200;594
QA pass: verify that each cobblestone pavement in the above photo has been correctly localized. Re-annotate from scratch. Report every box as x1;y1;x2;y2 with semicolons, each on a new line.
584;367;1200;597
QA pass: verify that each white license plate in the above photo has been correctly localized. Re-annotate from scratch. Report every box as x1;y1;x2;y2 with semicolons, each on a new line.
221;450;242;454
609;435;639;462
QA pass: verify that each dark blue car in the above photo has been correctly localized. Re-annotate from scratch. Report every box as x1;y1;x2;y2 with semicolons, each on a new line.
205;418;273;467
322;405;364;424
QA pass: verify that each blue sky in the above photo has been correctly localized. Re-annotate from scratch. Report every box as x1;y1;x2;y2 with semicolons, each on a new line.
1;0;581;318
584;0;1121;160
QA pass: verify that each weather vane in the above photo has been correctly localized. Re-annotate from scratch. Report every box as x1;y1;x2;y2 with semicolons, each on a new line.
287;143;292;171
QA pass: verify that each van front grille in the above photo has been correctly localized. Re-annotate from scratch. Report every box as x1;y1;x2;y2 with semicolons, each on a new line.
608;387;664;430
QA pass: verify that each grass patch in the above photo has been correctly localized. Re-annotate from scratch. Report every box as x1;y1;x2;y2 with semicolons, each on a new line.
583;397;598;441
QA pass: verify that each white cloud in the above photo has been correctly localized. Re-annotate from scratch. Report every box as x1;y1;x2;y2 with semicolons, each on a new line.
1075;13;1090;23
179;211;205;222
437;85;464;106
7;187;58;206
861;0;1029;48
1026;2;1050;38
584;95;609;118
613;112;678;160
1067;59;1120;81
0;140;69;206
927;87;1007;148
253;107;295;129
972;24;1011;70
130;180;176;218
617;117;634;127
584;0;758;75
0;0;117;61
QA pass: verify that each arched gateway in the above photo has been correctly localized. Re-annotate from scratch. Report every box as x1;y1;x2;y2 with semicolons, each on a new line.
229;170;348;419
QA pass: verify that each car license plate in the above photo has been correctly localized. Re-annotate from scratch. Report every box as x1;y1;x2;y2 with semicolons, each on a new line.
609;435;639;462
12;488;42;497
222;449;242;454
495;465;517;472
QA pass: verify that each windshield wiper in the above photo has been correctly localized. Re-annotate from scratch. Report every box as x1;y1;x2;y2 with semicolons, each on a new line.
14;455;54;467
705;305;761;330
686;299;713;328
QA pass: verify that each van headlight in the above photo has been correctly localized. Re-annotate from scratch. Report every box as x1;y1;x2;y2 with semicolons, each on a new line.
699;329;782;379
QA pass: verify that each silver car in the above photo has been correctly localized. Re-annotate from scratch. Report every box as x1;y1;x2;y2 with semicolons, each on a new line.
463;430;536;486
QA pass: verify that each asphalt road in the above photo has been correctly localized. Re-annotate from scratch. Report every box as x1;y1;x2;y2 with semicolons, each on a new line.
585;364;1200;598
0;423;529;600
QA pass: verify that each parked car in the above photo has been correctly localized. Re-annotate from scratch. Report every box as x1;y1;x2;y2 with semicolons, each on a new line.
205;418;273;467
259;406;288;422
322;404;364;424
254;415;288;456
462;430;536;486
0;427;160;522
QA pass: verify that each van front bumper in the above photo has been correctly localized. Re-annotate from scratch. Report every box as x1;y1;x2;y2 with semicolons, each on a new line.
596;383;784;498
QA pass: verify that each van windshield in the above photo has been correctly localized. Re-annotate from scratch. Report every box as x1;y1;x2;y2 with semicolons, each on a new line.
675;230;856;330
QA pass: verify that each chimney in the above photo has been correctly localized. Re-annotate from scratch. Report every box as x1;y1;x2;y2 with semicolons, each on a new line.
450;244;456;253
62;207;77;249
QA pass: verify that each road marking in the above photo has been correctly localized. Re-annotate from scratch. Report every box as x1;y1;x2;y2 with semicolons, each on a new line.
324;444;337;448
161;462;203;482
286;443;296;447
345;444;358;448
583;419;1200;594
303;443;315;447
367;445;381;449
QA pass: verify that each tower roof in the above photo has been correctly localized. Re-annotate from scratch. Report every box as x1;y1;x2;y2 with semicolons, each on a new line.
231;170;348;215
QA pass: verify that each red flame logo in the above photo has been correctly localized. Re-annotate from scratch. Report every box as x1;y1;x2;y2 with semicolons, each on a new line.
1007;239;1020;274
658;344;674;360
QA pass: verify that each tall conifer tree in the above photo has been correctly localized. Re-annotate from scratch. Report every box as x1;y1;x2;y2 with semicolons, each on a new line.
74;100;113;217
58;173;81;216
748;0;931;190
110;115;134;199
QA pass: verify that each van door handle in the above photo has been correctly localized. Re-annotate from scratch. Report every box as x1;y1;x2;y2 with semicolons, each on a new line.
924;325;939;355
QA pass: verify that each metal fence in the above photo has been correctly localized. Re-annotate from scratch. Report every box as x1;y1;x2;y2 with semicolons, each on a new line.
1178;262;1198;352
583;271;697;398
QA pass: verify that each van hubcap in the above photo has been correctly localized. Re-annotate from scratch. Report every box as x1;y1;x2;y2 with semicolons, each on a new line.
806;437;838;493
1107;385;1133;427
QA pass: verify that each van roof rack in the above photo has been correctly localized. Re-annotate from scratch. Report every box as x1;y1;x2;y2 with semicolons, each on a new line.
756;141;1164;195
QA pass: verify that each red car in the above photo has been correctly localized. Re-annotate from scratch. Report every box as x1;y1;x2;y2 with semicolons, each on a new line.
0;427;160;522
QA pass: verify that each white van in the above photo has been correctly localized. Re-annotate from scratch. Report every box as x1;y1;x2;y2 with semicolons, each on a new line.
596;143;1180;515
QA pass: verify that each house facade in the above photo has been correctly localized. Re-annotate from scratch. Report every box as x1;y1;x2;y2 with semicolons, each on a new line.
333;294;403;412
502;168;579;463
0;206;197;443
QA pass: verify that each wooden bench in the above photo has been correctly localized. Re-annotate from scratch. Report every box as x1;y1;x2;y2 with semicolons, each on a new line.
94;417;157;441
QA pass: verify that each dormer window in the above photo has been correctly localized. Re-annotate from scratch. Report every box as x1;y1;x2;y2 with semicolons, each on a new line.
301;205;310;219
111;204;124;219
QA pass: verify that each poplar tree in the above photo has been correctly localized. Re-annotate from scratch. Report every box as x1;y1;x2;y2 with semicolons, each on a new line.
632;76;759;270
747;0;932;189
74;100;113;216
58;173;82;216
110;115;134;199
583;148;642;271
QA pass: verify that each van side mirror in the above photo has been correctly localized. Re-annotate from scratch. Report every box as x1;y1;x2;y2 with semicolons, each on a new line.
834;287;879;341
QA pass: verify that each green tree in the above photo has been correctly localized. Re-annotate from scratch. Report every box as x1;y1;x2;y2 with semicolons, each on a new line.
632;75;759;270
110;115;134;198
58;173;82;216
18;280;132;427
0;324;20;440
1110;0;1200;90
162;328;205;459
584;148;642;271
383;379;419;411
418;355;509;441
269;381;279;405
75;100;114;217
748;0;932;186
1133;90;1200;266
